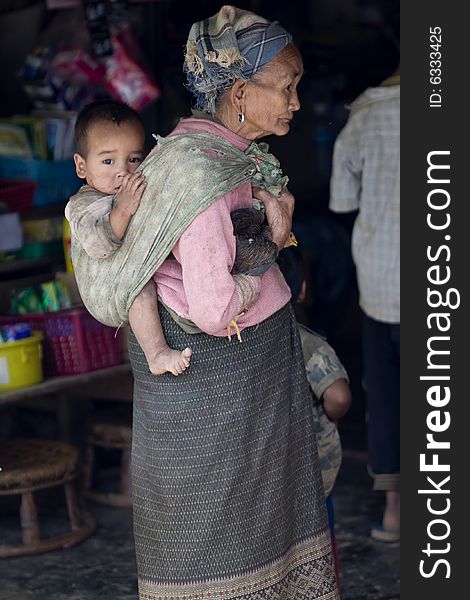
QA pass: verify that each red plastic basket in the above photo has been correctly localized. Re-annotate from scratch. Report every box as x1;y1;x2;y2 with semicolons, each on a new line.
0;308;120;376
0;178;37;214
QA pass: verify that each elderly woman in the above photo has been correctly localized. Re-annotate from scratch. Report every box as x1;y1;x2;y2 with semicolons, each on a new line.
129;6;339;600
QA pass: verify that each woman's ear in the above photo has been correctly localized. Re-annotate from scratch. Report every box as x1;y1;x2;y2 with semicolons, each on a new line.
230;79;248;110
73;153;87;179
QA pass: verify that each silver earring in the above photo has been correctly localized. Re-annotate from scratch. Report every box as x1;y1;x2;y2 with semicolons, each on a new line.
237;111;245;124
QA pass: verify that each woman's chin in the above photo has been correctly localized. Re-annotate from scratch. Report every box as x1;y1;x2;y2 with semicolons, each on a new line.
275;121;292;136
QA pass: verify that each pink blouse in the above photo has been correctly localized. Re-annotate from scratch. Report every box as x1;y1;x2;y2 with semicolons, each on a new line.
153;117;291;337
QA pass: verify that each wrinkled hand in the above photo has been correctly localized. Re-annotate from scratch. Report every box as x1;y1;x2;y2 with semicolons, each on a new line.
115;172;146;216
252;186;295;249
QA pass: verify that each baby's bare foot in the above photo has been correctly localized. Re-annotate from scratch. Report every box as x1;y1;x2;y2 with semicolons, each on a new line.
149;347;192;376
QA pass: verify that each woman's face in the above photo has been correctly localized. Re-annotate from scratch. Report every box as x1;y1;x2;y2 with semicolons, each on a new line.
241;45;304;139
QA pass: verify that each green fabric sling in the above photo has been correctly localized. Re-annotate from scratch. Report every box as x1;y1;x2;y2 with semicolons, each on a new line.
71;131;288;327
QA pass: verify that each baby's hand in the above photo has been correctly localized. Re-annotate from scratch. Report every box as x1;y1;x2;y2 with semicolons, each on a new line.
115;172;146;216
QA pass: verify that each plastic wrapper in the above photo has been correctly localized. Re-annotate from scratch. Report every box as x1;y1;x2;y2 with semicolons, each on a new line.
84;0;113;57
40;281;61;312
10;288;44;315
103;27;160;111
1;323;32;343
54;280;73;310
19;8;159;113
20;46;95;112
40;280;72;312
51;48;106;86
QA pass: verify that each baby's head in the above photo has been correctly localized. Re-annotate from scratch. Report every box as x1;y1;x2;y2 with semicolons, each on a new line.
73;100;145;195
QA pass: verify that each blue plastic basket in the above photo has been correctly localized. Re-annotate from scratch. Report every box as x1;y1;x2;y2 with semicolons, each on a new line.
0;156;81;207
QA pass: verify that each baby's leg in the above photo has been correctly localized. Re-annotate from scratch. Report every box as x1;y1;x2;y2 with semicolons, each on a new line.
128;281;192;376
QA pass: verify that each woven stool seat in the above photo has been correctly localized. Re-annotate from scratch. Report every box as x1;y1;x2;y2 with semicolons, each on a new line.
89;411;133;448
83;407;133;508
0;439;78;493
0;439;95;558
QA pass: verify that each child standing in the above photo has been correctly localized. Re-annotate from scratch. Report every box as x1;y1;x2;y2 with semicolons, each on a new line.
277;247;352;583
66;100;192;376
277;248;351;423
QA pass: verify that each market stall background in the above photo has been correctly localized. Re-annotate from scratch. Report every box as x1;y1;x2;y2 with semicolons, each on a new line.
0;1;399;598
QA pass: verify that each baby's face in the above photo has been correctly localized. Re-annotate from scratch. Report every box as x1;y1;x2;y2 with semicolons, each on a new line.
74;121;145;195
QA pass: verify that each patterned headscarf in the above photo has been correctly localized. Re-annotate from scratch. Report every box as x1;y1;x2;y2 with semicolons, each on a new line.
184;5;292;113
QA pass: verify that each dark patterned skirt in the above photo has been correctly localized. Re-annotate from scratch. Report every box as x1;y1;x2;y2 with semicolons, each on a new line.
128;303;339;600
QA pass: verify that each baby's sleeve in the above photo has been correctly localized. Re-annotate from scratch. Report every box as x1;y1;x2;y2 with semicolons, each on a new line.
65;187;123;259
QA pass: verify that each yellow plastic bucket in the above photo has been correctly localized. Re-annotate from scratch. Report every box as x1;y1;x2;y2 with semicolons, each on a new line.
63;217;74;273
0;332;43;391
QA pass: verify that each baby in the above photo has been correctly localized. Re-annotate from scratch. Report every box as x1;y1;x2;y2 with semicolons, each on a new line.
66;100;280;375
65;100;192;376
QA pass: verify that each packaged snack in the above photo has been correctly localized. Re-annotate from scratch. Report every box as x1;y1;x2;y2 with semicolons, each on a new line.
84;0;114;58
22;216;63;242
39;280;72;312
103;27;160;111
20;46;96;112
54;279;72;309
1;323;32;342
40;281;62;312
11;288;44;315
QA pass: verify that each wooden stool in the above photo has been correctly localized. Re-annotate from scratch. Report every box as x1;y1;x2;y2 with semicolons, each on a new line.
83;408;132;508
0;439;95;558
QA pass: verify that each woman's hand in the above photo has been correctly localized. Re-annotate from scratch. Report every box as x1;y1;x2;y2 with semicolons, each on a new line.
252;186;295;249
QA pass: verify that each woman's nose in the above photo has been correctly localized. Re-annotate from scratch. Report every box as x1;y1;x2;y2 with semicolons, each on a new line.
289;90;300;112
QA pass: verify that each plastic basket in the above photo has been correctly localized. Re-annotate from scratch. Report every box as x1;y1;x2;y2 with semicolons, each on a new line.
0;156;81;207
0;308;120;376
0;178;37;213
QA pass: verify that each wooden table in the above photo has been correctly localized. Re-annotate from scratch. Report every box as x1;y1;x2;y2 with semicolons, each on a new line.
0;363;133;405
0;363;133;440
